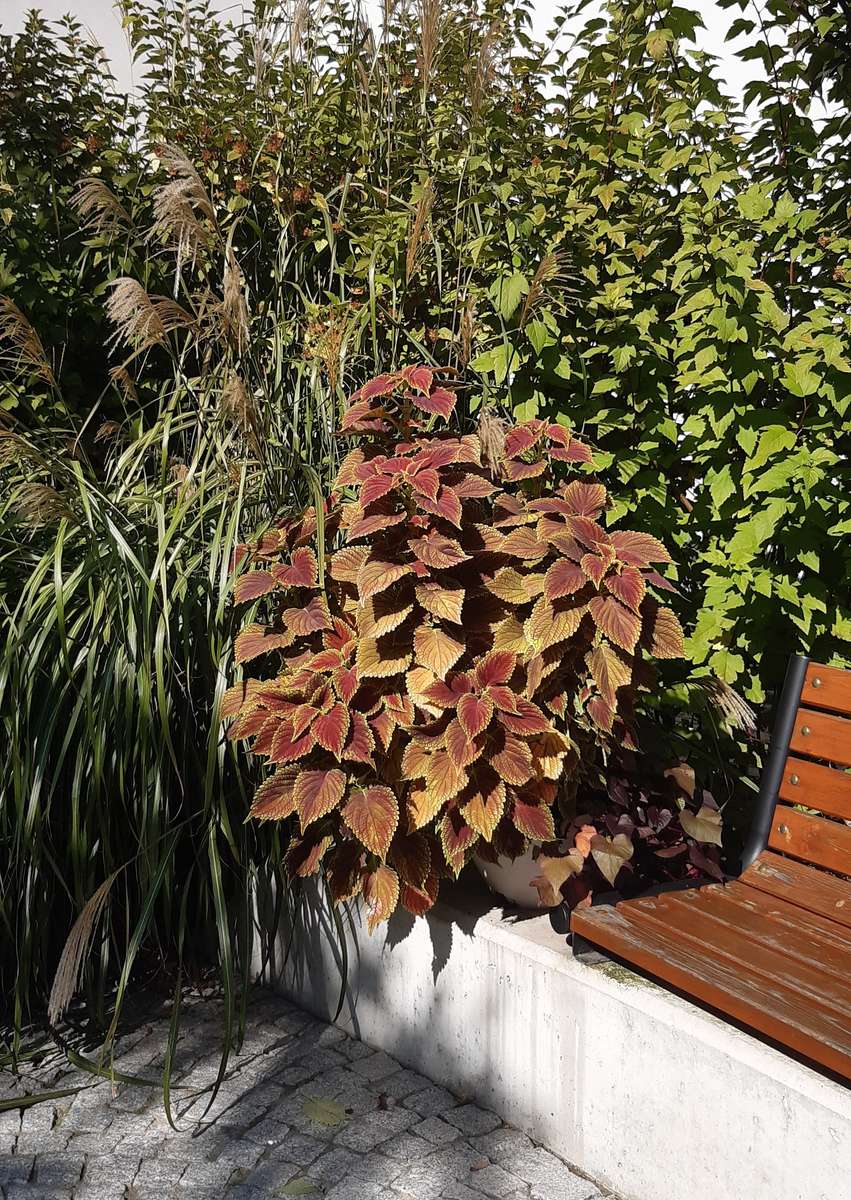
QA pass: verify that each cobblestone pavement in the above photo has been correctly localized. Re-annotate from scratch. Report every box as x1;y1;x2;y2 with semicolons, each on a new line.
1;993;609;1200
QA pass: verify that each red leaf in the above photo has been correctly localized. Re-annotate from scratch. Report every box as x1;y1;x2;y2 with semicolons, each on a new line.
283;595;332;636
274;547;318;588
400;874;439;915
343;785;399;857
580;553;608;588
504;423;544;457
270;721;314;764
312;702;350;758
610;530;672;566
498;698;551;736
561;480;607;518
347;510;406;540
234;624;293;664
457;692;494;739
342;712;375;763
567;515;610;550
234;569;277;603
475;651;516;687
419;486;462;528
506;458;547;482
249;771;298;821
361;474;397;506
414;386;457;419
512;798;555;842
295;768;346;827
606;566;646;613
544;559;586;601
334;666;359;703
487;685;520;714
401;365;434;395
370;708;396;752
589;595;641;653
587;695;615;731
550;438;593;463
408;467;440;501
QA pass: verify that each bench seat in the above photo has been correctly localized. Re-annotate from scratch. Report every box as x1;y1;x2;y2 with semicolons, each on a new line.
571;657;851;1080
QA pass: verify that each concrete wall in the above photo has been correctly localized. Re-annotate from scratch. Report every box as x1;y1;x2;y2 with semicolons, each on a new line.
255;875;851;1200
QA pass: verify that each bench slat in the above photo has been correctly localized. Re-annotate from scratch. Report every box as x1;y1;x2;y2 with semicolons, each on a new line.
789;706;851;768
779;754;851;821
673;882;851;988
624;889;851;1007
571;903;851;1078
740;851;851;930
769;804;851;876
802;662;851;717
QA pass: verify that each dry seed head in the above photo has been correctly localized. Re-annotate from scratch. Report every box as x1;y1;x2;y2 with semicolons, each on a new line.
701;676;757;738
109;365;138;405
49;872;120;1026
478;410;507;475
221;247;250;353
469;23;500;122
406;178;434;284
518;250;575;329
150;145;216;269
417;0;443;94
72;176;131;234
15;482;75;527
0;296;56;387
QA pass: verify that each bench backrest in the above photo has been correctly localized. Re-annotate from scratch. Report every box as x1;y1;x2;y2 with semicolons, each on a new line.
770;661;851;876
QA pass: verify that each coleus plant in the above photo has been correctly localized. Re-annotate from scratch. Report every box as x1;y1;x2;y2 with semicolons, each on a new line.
224;367;684;930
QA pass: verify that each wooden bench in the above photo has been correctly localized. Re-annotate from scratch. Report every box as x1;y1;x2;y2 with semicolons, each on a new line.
571;655;851;1079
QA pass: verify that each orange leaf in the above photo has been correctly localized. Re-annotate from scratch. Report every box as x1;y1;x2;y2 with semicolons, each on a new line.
357;558;413;601
490;730;534;786
461;777;506;841
513;798;555;842
589;595;641;653
343;786;399;857
312;702;350;758
643;602;684;659
414;626;464;679
445;718;481;768
416;580;465;623
356;634;412;679
426;749;468;803
440;809;476;875
249;771;298;821
234;624;293;665
295;768;346;828
364;864;400;931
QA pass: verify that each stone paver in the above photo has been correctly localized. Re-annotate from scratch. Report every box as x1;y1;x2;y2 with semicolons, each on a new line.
0;993;611;1199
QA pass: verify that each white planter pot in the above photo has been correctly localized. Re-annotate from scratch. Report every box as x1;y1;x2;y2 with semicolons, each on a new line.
473;846;544;909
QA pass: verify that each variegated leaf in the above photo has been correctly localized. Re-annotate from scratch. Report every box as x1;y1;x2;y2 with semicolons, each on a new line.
364;864;400;931
343;786;399;857
295;768;346;828
414;626;465;679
